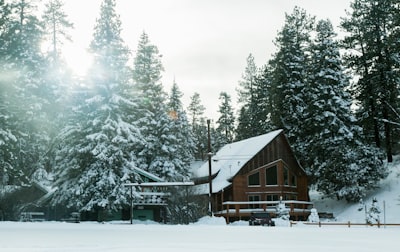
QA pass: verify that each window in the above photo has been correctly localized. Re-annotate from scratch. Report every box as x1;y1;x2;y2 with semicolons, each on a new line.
283;167;289;186
249;195;260;209
291;174;297;187
265;166;277;185
266;194;279;201
248;172;260;186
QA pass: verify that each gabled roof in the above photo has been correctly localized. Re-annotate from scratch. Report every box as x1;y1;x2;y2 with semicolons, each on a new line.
193;129;283;194
134;167;164;182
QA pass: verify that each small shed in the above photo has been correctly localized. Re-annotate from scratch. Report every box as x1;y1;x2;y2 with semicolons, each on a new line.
193;129;312;222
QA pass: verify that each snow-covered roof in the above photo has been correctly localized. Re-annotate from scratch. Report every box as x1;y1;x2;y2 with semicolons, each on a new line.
193;129;283;194
134;167;164;182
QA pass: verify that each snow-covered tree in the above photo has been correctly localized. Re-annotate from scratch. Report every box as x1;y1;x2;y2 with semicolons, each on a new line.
237;54;257;105
51;0;141;215
42;0;73;64
235;54;259;140
306;19;387;201
341;0;400;162
366;197;381;224
276;198;290;221
187;92;207;160
269;6;314;146
166;81;195;180
132;32;186;180
216;92;235;147
1;0;51;185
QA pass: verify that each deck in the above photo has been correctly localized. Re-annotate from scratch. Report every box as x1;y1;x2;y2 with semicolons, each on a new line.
215;200;313;223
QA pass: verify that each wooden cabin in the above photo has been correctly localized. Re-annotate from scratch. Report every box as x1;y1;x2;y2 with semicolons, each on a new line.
193;129;312;223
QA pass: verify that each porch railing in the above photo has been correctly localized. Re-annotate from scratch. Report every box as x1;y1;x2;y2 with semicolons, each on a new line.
216;200;313;223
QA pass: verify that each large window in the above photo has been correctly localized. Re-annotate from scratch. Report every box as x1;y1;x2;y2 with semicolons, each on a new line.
248;172;260;186
265;166;277;185
291;174;297;187
248;195;260;209
283;166;289;186
266;194;279;201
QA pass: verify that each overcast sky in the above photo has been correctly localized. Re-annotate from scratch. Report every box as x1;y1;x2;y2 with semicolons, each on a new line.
59;0;353;121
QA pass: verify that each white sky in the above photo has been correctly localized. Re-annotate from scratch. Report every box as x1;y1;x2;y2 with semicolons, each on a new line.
59;0;352;121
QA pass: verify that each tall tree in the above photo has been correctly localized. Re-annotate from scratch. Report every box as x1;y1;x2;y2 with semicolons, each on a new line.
4;0;49;184
166;80;195;179
216;91;235;147
0;0;21;191
268;6;315;149
341;0;400;162
306;19;387;201
187;92;207;160
42;0;73;64
132;32;185;180
235;54;257;140
52;0;140;216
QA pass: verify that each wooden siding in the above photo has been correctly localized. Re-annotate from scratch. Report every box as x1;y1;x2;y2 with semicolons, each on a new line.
212;132;309;215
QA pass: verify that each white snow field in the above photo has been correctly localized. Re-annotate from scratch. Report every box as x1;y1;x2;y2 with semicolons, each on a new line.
0;219;398;252
1;156;400;251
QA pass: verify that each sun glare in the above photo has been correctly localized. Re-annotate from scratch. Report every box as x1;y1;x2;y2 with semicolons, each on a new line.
63;45;94;77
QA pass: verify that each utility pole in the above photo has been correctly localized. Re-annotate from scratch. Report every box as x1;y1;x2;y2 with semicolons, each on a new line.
130;185;133;224
207;119;213;216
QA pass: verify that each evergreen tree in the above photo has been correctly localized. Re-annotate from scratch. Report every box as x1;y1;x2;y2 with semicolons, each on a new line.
251;65;274;134
41;0;74;176
132;32;184;180
42;0;73;64
2;0;50;185
268;6;314;149
52;0;140;215
166;81;195;180
0;0;19;188
341;0;400;162
306;19;387;201
235;54;257;140
216;91;235;147
187;92;207;160
235;106;252;141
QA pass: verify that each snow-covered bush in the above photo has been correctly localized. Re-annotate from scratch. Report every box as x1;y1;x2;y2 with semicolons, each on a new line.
276;199;290;220
366;198;381;224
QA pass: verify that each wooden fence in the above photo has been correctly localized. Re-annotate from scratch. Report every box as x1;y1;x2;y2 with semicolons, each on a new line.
290;221;400;228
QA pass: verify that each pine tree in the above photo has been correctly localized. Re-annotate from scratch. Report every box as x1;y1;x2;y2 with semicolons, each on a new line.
41;0;75;175
166;81;195;180
132;32;184;180
0;0;19;188
187;92;207;160
216;92;235;147
341;0;400;162
2;0;50;186
269;6;314;148
52;0;140;215
42;0;73;64
235;106;252;141
235;54;258;140
306;19;387;201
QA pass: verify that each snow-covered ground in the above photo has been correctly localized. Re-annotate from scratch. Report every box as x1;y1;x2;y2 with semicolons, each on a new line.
312;156;400;223
0;219;398;252
1;158;399;251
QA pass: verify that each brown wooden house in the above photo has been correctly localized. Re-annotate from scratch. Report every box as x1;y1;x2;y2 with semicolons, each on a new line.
193;129;312;223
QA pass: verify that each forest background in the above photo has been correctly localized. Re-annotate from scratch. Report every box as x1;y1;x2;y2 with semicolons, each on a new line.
0;0;399;221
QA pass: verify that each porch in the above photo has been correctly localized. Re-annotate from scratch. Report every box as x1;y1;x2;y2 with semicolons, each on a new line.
214;200;313;224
